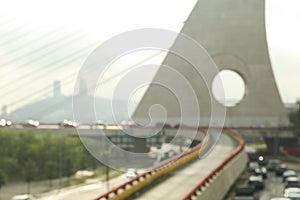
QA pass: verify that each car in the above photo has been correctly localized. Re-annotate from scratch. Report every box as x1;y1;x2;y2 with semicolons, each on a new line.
248;162;259;172
234;185;257;200
11;194;36;200
283;170;298;182
275;164;287;176
268;159;280;172
0;118;12;127
247;153;258;163
284;187;300;200
6;120;12;126
125;168;138;180
0;118;6;127
59;120;77;128
96;120;106;126
285;177;300;189
253;168;262;176
121;120;135;126
248;175;264;190
260;167;268;179
24;119;39;127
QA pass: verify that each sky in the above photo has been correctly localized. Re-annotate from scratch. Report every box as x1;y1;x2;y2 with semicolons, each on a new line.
0;0;300;114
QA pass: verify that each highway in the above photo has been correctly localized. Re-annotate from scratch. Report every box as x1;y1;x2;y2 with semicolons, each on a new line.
134;134;237;199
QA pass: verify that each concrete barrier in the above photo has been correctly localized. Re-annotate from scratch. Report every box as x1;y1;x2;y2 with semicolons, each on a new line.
190;150;247;200
181;130;247;200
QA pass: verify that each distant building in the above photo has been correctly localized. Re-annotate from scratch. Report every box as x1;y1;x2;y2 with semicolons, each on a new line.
53;80;61;97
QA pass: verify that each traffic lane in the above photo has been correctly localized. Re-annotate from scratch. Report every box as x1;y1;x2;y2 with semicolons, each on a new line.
38;175;127;200
134;134;237;200
257;171;299;199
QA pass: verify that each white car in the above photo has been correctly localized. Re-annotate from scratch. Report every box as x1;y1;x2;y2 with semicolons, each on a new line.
283;170;298;182
11;194;36;200
126;168;138;180
284;187;300;199
25;119;39;127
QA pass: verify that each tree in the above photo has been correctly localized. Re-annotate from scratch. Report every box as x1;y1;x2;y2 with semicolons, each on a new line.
0;169;6;190
64;157;73;184
0;130;100;185
45;161;57;187
23;159;37;193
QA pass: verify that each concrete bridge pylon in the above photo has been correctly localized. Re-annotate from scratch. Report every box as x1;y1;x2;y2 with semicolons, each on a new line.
133;0;289;127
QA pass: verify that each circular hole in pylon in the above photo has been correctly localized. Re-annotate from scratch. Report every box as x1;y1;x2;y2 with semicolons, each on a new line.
212;70;245;107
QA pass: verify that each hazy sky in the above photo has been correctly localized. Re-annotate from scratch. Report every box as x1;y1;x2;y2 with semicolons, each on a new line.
0;0;299;114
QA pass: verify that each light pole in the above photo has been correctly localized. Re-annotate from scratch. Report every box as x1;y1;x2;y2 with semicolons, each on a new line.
58;140;63;189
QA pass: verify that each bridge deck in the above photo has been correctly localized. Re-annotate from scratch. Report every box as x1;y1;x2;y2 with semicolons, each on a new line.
134;134;236;199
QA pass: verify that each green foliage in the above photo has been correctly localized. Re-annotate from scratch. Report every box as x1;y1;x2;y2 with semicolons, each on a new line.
0;169;6;190
0;130;100;183
23;159;37;183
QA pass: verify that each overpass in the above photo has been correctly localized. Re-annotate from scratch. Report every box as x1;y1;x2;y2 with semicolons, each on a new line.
93;130;246;200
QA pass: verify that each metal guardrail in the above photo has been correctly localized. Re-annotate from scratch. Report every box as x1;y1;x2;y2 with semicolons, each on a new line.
180;129;245;200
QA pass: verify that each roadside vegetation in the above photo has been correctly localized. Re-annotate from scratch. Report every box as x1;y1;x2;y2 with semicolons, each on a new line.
0;130;99;190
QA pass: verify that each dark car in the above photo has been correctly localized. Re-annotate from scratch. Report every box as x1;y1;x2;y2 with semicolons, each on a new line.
275;164;288;176
267;159;280;172
285;177;300;189
247;153;258;162
234;185;257;200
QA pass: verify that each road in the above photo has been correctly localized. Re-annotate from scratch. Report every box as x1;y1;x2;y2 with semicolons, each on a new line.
134;134;237;199
38;175;126;200
258;170;300;199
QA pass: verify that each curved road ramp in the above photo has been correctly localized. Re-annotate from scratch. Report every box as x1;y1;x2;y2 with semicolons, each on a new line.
94;130;247;200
